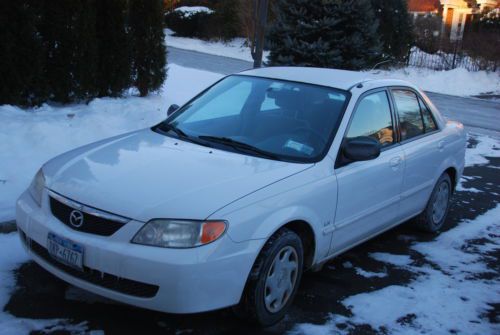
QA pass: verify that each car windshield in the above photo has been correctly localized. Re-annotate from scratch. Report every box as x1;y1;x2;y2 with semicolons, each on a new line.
154;75;349;163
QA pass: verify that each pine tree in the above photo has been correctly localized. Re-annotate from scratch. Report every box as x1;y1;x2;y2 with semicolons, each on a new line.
73;0;98;100
268;0;381;70
1;0;167;105
96;0;131;97
39;1;81;102
214;0;240;41
0;0;46;106
129;0;167;97
371;0;414;62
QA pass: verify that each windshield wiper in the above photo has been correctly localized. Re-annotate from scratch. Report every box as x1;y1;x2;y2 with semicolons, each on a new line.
198;136;279;160
157;123;213;148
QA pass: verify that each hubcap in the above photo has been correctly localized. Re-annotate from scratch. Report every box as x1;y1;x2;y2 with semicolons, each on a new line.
264;246;299;313
432;181;450;224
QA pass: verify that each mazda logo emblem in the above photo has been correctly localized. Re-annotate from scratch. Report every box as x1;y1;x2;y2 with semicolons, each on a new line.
69;210;84;228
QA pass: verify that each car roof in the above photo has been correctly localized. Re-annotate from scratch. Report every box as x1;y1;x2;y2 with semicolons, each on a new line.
238;66;414;91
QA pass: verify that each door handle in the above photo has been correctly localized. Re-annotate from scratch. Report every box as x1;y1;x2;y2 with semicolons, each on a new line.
390;156;402;167
438;141;445;151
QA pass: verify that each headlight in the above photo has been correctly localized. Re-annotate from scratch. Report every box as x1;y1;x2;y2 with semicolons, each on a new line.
132;219;227;248
29;168;45;206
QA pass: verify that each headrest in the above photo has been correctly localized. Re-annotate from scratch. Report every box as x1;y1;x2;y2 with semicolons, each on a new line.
267;87;301;110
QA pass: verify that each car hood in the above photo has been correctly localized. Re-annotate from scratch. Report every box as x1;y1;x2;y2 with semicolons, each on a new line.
45;129;312;222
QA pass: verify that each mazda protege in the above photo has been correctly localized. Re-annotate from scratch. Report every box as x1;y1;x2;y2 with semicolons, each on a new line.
17;67;466;326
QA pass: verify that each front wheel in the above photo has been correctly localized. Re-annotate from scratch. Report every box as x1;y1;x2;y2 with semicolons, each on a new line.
235;228;303;327
414;173;452;233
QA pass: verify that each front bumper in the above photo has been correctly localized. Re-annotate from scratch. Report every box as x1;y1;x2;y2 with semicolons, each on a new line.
16;189;262;314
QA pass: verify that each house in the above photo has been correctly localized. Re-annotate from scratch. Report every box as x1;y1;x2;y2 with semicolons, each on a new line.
408;0;441;16
164;0;181;12
408;0;500;41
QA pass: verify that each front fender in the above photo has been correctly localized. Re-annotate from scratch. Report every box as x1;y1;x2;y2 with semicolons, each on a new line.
208;161;337;264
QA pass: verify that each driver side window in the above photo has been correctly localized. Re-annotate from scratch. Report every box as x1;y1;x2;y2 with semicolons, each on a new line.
346;91;394;147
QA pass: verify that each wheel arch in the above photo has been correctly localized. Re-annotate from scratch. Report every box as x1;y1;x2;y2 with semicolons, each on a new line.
280;220;316;270
443;166;458;192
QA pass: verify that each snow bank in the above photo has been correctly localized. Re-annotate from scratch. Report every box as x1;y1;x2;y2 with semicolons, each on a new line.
0;64;223;222
175;6;214;17
166;29;269;63
370;67;500;97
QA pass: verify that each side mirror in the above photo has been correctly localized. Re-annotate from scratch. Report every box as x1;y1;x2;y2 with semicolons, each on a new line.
167;104;179;117
343;136;381;162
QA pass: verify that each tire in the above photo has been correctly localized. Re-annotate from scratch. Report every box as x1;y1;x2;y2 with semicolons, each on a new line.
235;228;304;327
414;173;452;233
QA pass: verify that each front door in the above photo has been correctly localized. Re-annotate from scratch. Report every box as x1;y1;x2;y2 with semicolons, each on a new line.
330;90;404;254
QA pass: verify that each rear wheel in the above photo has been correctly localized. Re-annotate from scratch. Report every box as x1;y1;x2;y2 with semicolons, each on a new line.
235;228;303;327
414;173;452;233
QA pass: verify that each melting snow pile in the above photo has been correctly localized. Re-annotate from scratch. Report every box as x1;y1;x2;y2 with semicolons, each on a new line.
292;205;500;334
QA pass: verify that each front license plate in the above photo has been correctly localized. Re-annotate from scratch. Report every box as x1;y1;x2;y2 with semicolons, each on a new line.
47;232;84;271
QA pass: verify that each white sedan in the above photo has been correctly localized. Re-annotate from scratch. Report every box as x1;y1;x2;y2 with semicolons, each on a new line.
17;67;466;326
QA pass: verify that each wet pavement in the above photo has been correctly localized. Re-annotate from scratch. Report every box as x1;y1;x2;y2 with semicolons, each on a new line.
3;139;499;334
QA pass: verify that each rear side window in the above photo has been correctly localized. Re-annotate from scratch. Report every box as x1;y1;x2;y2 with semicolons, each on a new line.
392;90;424;141
419;99;437;132
346;91;394;147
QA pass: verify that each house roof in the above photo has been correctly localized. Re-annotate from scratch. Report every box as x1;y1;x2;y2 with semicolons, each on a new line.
408;0;440;12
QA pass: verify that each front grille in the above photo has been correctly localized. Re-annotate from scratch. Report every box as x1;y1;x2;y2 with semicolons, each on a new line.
19;230;159;298
50;195;126;236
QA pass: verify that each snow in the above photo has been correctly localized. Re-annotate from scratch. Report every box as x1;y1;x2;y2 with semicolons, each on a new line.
0;64;223;223
354;267;387;279
174;6;214;17
369;252;413;267
291;205;500;335
407;46;497;72
346;206;500;334
342;261;353;269
165;29;269;63
465;133;500;167
370;67;500;97
456;181;483;193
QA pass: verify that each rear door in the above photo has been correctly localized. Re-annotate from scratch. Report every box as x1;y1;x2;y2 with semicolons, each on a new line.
390;88;443;218
330;89;404;254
